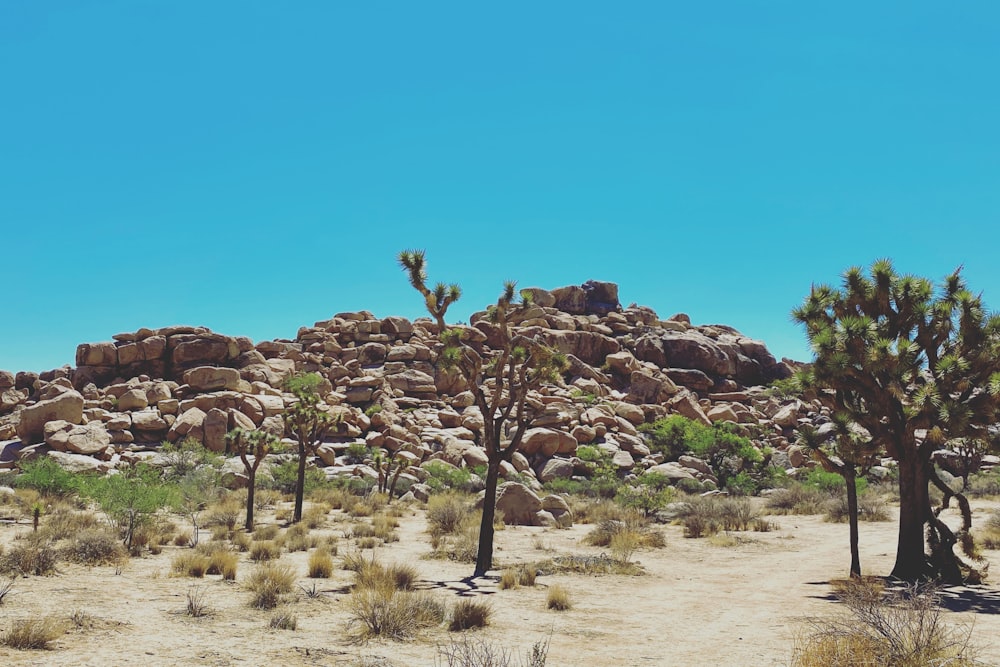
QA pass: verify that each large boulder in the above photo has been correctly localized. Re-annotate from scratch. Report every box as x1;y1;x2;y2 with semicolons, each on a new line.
44;421;111;455
492;481;543;526
581;280;621;316
520;427;577;457
635;332;735;378
16;390;85;444
184;366;242;392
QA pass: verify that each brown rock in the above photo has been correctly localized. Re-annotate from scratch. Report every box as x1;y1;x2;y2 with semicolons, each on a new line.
183;366;242;392
16;390;85;444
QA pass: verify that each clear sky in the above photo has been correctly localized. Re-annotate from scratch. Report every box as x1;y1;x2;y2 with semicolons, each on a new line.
3;2;999;373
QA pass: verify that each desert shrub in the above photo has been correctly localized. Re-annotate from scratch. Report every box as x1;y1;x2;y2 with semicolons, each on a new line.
427;492;473;536
437;635;551;667
173;532;192;547
424;461;478;493
584;514;665;550
546;585;571;611
610;530;641;564
203;496;243;530
766;484;829;515
231;532;251;552
269;611;297;630
253;524;280;541
14;457;82;497
246;562;296;609
0;537;58;576
826;492;892;523
674;477;707;495
341;550;369;572
249;541;280;562
538;554;644;576
803;468;868;495
308;486;355;511
357;536;378;549
159;437;222;482
172;552;211;578
682;513;718;539
0;578;14;605
355;560;420;591
61;528;126;566
302;504;330;529
345;442;373;464
1;616;68;649
348;586;445;639
615;476;674;516
38;506;100;540
372;514;399;542
792;580;979;667
284;533;316;553
676;496;760;536
207;549;238;580
348;522;376;539
964;471;1000;498
185;586;211;617
499;568;520;590
308;549;334;578
430;512;481;563
449;598;492;631
264;460;326;496
78;465;176;550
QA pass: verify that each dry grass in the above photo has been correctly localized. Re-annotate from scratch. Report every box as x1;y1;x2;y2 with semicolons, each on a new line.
0;537;59;576
449;598;492;631
499;564;537;590
185;586;211;617
347;585;446;640
765;485;830;515
307;549;334;578
426;492;472;536
792;579;979;667
61;528;127;566
253;524;280;541
269;610;297;630
355;560;420;591
245;562;296;610
546;585;571;611
249;540;281;562
2;615;69;649
436;634;550;667
171;552;211;578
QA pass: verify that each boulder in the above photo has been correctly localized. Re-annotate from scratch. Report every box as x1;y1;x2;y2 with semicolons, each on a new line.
44;421;111;455
581;280;621;316
492;482;543;526
538;458;574;482
627;370;678;404
16;390;85;444
183;366;242;392
203;408;229;452
47;450;106;474
520;427;577;457
635;332;735;377
118;388;149;411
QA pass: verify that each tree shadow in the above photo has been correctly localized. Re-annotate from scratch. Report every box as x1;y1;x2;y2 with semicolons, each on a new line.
422;574;498;597
803;579;1000;615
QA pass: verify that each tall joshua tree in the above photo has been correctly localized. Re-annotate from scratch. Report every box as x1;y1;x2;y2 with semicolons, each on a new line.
399;251;567;577
797;416;879;579
793;259;1000;583
284;372;335;523
225;428;278;531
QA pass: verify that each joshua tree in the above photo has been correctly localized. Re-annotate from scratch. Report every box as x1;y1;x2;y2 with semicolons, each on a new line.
797;417;879;578
284;372;335;523
397;249;462;332
225;428;278;531
399;251;567;576
793;260;1000;583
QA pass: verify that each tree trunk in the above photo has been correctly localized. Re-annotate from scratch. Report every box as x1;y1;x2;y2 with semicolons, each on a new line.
293;442;307;523
890;451;932;581
845;466;861;579
474;457;502;577
245;470;256;532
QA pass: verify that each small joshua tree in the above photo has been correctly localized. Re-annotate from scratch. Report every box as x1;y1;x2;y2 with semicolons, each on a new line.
225;428;279;531
397;249;462;332
284;373;335;523
399;251;567;576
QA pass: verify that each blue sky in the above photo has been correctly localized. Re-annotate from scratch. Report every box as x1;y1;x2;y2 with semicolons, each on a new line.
3;2;999;373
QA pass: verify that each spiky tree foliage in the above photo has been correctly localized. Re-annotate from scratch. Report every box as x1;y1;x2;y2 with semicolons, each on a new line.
284;373;336;523
398;255;567;576
397;249;462;332
225;428;279;531
798;417;880;578
793;259;1000;583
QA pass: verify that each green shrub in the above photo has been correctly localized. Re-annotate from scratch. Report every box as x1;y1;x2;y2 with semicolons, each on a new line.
345;442;373;464
804;468;867;495
424;462;477;493
77;464;177;550
263;460;326;496
14;458;82;497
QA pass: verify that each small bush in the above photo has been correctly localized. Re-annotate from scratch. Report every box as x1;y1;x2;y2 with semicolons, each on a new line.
436;635;551;667
39;507;99;540
171;552;211;578
249;541;281;562
61;529;126;566
269;611;297;630
231;532;251;552
307;549;334;578
302;505;329;529
185;586;211;617
427;493;473;537
199;547;238;580
355;560;420;591
14;458;81;497
1;615;68;649
766;484;829;515
449;598;492;631
546;585;571;611
0;537;58;576
610;530;641;564
253;524;280;541
0;578;14;605
246;562;296;609
792;580;979;667
348;586;445;639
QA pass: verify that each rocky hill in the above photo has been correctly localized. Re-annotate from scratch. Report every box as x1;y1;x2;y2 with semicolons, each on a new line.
0;281;821;515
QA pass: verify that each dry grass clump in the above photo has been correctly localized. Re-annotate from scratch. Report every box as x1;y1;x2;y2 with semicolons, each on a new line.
253;524;280;541
196;544;239;580
61;528;127;566
437;634;550;667
765;485;829;515
676;496;761;538
546;584;571;611
825;493;892;523
1;616;69;649
372;513;400;542
38;507;100;540
449;598;492;631
230;531;251;552
499;564;537;590
426;492;473;536
204;496;243;530
537;554;644;576
357;536;379;549
185;586;212;617
0;578;15;605
171;552;211;578
430;512;481;563
302;504;330;529
309;486;356;511
792;579;979;667
249;540;281;562
977;510;1000;549
0;536;59;576
307;549;334;578
269;610;297;630
584;512;665;554
355;560;420;591
347;585;446;640
246;562;296;609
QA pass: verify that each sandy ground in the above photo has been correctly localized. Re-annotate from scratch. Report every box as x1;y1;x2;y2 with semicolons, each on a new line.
2;499;1000;667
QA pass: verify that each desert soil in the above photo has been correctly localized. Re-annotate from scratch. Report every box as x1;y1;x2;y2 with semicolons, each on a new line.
2;499;1000;667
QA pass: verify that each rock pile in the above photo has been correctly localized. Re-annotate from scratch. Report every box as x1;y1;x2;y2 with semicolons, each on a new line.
0;280;827;525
